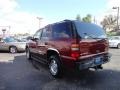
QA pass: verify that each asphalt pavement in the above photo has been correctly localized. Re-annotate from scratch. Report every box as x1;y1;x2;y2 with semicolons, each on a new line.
0;49;120;90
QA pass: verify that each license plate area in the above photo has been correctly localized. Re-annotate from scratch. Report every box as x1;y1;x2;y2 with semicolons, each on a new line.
94;56;102;64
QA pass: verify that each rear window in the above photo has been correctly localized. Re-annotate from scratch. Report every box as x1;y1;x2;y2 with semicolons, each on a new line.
4;37;18;42
74;21;107;39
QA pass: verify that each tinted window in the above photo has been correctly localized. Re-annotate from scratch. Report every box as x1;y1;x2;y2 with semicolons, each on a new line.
52;22;71;39
74;21;107;39
33;30;42;39
41;26;52;40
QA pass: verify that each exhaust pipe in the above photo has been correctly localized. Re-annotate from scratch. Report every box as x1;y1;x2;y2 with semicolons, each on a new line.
94;65;103;70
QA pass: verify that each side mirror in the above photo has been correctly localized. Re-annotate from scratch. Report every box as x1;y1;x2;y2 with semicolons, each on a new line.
34;38;39;41
27;36;33;40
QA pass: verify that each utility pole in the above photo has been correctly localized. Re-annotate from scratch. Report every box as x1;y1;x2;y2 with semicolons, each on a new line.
2;29;6;37
0;26;11;37
36;17;43;29
113;7;119;30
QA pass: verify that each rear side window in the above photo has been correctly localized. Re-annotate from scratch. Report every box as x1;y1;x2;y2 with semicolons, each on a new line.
52;22;71;39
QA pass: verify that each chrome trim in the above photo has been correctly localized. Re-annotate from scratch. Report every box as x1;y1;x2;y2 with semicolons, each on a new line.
61;55;76;60
47;48;60;54
79;52;109;59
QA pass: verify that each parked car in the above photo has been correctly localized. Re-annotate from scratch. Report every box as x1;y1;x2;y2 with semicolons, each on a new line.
26;20;111;78
0;37;26;53
109;36;120;49
15;36;33;42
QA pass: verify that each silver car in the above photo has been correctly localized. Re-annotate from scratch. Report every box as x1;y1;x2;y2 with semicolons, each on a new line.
109;36;120;49
0;37;26;53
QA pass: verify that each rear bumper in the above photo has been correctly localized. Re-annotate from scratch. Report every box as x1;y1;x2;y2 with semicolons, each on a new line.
61;53;111;71
76;53;111;70
109;43;118;47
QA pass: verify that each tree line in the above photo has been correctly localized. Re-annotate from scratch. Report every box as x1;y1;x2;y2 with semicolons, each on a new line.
76;14;92;23
76;14;117;32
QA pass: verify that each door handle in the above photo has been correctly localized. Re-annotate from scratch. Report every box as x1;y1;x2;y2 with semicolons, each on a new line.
37;42;48;46
45;42;48;45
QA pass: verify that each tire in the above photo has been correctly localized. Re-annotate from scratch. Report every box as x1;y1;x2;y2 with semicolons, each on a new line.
26;48;31;60
49;55;63;78
9;46;17;53
117;43;120;49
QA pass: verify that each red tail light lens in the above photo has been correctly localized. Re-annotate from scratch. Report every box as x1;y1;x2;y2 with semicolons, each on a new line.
71;44;80;59
71;51;80;58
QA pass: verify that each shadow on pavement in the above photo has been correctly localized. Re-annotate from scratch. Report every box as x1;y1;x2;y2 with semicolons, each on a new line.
0;54;120;90
109;47;119;49
0;51;25;54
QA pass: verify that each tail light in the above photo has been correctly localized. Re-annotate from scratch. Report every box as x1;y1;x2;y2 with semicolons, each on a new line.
71;44;80;60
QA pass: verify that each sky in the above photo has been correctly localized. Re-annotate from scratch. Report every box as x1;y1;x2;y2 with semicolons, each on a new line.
0;0;120;34
17;0;107;20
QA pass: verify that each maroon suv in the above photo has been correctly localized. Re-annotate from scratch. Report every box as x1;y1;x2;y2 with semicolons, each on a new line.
26;20;111;77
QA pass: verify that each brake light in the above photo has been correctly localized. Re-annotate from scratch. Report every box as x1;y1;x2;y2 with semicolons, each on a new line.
71;44;80;59
71;51;80;58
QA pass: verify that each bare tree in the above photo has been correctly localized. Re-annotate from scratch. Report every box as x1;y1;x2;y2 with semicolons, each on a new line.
101;15;116;31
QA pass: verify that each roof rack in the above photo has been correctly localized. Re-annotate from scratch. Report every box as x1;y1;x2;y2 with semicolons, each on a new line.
63;19;71;21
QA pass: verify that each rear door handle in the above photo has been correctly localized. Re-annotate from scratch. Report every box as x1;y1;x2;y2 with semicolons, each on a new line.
45;42;48;45
37;42;48;46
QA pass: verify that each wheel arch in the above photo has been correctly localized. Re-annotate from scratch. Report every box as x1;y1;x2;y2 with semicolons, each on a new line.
9;45;17;50
47;48;60;62
117;43;120;48
9;45;18;53
47;48;63;78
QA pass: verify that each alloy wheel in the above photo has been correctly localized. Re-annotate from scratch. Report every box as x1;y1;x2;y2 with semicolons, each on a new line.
49;59;58;76
10;47;17;53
